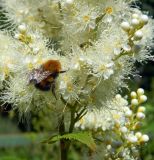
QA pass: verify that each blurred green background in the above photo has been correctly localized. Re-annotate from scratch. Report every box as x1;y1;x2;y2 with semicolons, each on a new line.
0;0;154;160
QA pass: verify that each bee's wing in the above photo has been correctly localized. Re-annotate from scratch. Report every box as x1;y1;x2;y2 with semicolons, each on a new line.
29;69;52;84
36;71;52;83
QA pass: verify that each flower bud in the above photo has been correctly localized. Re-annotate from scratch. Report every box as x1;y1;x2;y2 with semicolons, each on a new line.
131;18;140;26
136;112;145;120
137;88;144;95
140;134;149;142
140;14;149;24
123;44;131;52
18;24;27;33
135;132;142;139
14;33;23;41
131;99;139;106
14;33;21;39
139;95;147;103
125;110;132;117
120;126;128;133
134;30;143;41
131;91;137;98
128;135;138;143
140;135;149;142
132;14;139;19
121;22;130;31
138;106;146;112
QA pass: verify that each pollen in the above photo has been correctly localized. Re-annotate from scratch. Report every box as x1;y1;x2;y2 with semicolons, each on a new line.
105;7;113;14
99;65;107;71
63;75;69;82
83;15;90;22
28;63;34;70
67;83;73;92
113;113;120;120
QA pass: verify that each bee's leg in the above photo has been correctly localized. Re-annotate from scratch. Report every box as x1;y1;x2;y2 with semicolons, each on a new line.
51;81;57;100
59;70;66;74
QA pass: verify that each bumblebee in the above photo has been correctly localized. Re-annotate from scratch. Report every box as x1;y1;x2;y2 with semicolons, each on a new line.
29;60;65;99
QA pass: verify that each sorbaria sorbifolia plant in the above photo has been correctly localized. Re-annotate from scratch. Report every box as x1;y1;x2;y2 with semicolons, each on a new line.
0;0;153;159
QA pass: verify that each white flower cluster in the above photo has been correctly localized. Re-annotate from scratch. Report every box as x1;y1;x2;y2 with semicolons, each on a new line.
75;94;128;131
76;89;149;160
104;89;149;160
0;0;153;116
75;88;148;132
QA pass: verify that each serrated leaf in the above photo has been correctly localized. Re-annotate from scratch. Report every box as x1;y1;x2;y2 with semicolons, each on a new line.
47;131;96;151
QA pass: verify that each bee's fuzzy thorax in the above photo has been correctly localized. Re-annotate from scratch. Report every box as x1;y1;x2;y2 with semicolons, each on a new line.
42;60;62;73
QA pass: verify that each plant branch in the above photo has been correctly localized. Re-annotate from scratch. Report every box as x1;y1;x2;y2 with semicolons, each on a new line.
69;107;76;133
59;93;88;160
59;115;68;160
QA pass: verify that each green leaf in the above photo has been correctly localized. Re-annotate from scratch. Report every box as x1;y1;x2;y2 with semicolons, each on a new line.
45;131;96;151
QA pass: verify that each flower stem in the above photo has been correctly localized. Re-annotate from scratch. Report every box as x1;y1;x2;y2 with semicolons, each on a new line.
59;115;68;160
59;97;87;160
60;139;68;160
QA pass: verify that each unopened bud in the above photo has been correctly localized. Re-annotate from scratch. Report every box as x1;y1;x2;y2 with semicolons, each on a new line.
137;88;144;95
131;99;139;106
138;106;146;112
131;18;140;26
136;112;145;120
140;15;149;24
121;22;130;31
131;91;137;98
139;95;147;103
134;30;143;41
140;135;149;142
18;24;27;33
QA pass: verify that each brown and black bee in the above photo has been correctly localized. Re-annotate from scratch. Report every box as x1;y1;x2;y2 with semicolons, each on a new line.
29;60;66;99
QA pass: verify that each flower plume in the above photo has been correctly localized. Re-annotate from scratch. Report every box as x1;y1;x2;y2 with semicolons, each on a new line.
0;0;153;158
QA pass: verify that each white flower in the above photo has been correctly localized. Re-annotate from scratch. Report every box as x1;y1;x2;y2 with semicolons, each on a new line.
128;135;138;143
96;62;114;80
75;95;128;131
